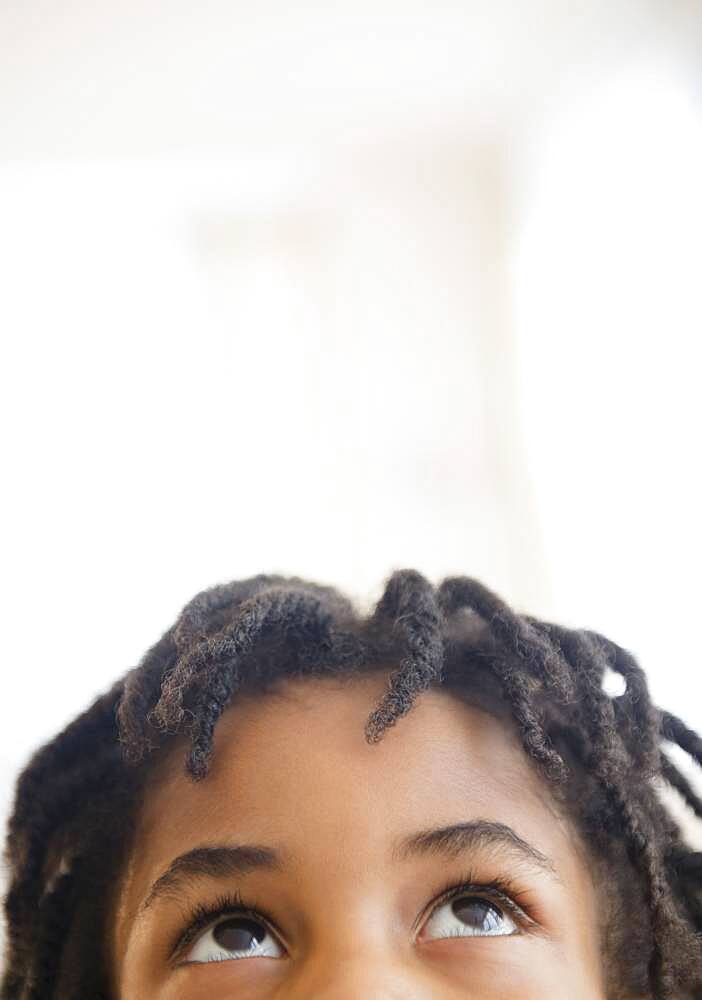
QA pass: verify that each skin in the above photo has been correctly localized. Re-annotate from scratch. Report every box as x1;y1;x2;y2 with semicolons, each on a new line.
109;670;610;999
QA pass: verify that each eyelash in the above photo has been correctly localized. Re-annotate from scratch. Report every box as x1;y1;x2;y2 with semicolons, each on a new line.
416;870;534;934
169;874;533;963
170;889;275;963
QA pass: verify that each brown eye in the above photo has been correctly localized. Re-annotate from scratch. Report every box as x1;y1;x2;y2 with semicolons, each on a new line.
452;898;505;931
422;894;518;940
183;914;285;964
213;916;267;951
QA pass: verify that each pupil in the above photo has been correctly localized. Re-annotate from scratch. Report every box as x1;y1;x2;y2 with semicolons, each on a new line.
214;917;265;952
452;897;498;929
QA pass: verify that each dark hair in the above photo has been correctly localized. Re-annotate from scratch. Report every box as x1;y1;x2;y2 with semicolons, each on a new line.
2;570;701;998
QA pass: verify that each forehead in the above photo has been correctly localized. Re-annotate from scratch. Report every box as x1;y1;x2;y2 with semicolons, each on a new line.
115;672;582;920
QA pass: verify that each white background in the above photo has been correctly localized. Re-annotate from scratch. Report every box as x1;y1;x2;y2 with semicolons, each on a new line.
2;0;702;906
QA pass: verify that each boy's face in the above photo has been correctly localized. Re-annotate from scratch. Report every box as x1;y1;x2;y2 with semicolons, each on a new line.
109;671;611;998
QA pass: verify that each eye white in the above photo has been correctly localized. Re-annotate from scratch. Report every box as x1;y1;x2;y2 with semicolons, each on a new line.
184;915;284;964
422;895;518;940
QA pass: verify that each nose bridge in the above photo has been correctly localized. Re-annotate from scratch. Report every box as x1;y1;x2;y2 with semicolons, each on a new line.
288;896;436;1000
283;850;437;999
294;912;439;1000
295;950;432;1000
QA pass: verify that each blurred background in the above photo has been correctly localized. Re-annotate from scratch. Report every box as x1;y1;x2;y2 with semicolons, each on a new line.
2;0;702;882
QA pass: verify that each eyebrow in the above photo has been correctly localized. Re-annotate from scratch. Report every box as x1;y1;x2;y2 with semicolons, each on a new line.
138;820;557;917
392;819;558;877
139;845;284;914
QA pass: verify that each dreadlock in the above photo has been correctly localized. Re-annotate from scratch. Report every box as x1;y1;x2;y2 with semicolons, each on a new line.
2;570;701;998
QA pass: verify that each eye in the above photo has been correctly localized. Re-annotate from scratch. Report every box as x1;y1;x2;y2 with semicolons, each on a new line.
421;893;519;941
182;912;285;964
